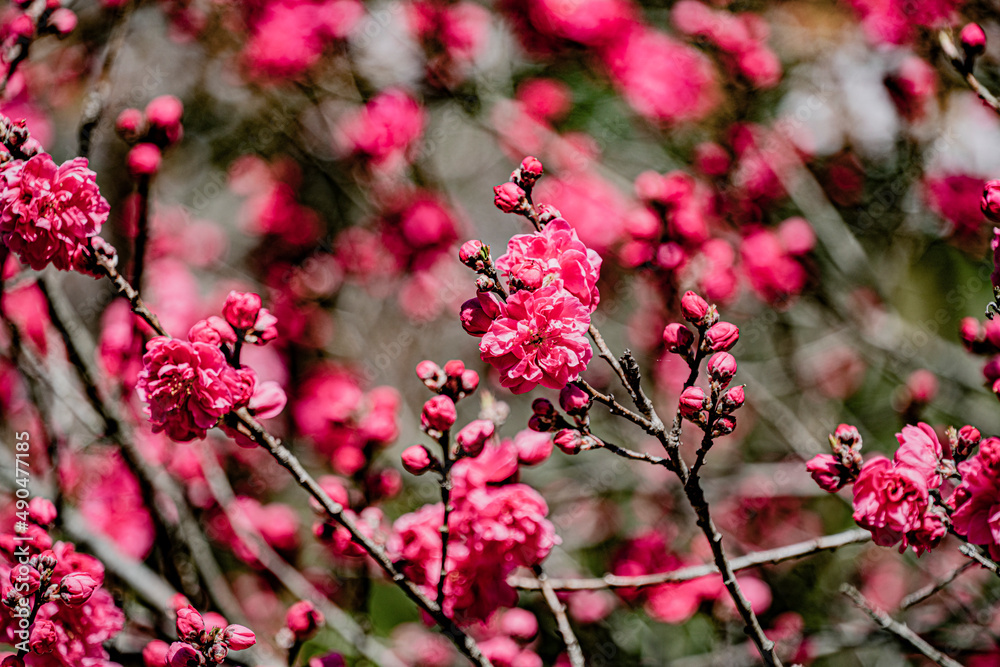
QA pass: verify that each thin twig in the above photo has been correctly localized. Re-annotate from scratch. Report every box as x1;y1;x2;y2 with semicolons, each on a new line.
959;543;1000;575
510;528;870;591
533;565;585;667
840;584;963;667
195;442;407;667
939;30;1000;116
900;561;977;610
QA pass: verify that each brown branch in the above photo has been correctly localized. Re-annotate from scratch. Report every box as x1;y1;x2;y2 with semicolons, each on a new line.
840;584;963;667
533;565;585;667
511;528;870;591
958;543;1000;576
900;561;977;610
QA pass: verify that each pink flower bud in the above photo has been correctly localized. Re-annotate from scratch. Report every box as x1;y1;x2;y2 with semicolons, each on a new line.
704;322;739;352
143;639;171;667
116;108;145;140
206;642;228;664
48;7;77;35
223;624;257;651
0;656;25;667
421;395;456;432
28;497;56;525
518;156;543;185
222;291;262;330
146;95;184;144
680;291;709;323
127;143;162;177
443;360;465;378
719;385;745;413
456;419;494;457
286;600;324;640
29;620;58;654
401;445;434;475
956;425;982;460
554;429;584;455
535;203;561;223
415;360;444;390
187;316;237;345
494;182;526;213
248;381;287;420
514;429;553;466
166;642;203;667
960;23;987;60
662;323;694;354
58;572;98;606
706;352;737;386
712;415;736;436
10;564;40;595
678;386;706;419
459;240;486;268
559;383;590;414
176;606;205;641
460;369;479;393
831;424;861;450
500;607;538;640
982;181;1000;222
9;15;34;38
460;294;500;337
806;453;847;492
960;317;982;351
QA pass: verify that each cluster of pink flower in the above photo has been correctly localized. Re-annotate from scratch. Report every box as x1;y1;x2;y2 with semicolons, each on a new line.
0;498;124;667
115;95;184;178
0;151;110;275
137;290;285;442
807;422;992;556
458;157;599;393
392;359;558;626
403;0;490;87
335;89;427;175
142;602;256;666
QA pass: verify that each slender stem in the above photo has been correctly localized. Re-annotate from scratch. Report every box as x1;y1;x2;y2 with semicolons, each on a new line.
588;323;644;414
131;175;151;290
576;379;653;431
900;561;976;610
533;565;585;667
958;543;1000;575
841;584;963;667
437;431;454;609
510;528;870;591
939;30;1000;116
597;438;668;466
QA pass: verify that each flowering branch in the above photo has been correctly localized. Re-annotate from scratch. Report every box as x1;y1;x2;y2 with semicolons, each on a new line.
509;528;871;591
532;566;585;667
840;584;963;667
938;29;1000;116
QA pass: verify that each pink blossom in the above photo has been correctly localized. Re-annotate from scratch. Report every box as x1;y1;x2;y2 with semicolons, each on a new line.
336;89;426;172
137;337;240;442
496;218;602;310
516;78;573;123
893;422;943;489
852;456;929;549
479;284;593;394
925;173;988;241
0;154;110;271
951;447;1000;559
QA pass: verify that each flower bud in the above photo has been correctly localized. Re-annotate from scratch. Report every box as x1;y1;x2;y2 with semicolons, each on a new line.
704;322;739;352
29;620;58;654
421;395;457;432
806;453;849;492
535;204;561;224
706;352;737;386
286;600;324;640
662;323;694;354
680;291;709;324
514;429;553;466
460;293;500;337
443;360;465;378
493;182;527;213
167;642;204;667
554;429;584;455
143;639;171;667
982;180;1000;223
48;7;76;35
127;143;162;177
223;624;257;651
960;23;987;63
956;425;982;461
146;95;184;145
222;291;262;330
1;656;25;667
718;385;745;413
456;419;494;457
10;565;40;595
416;360;444;389
500;608;538;640
459;240;487;268
401;446;435;475
206;642;228;664
187;316;237;346
58;572;98;606
460;369;479;393
960;317;983;352
176;606;205;642
831;424;861;451
559;383;590;415
678;386;706;419
532;398;555;416
116;108;145;142
712;415;736;436
517;156;543;187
